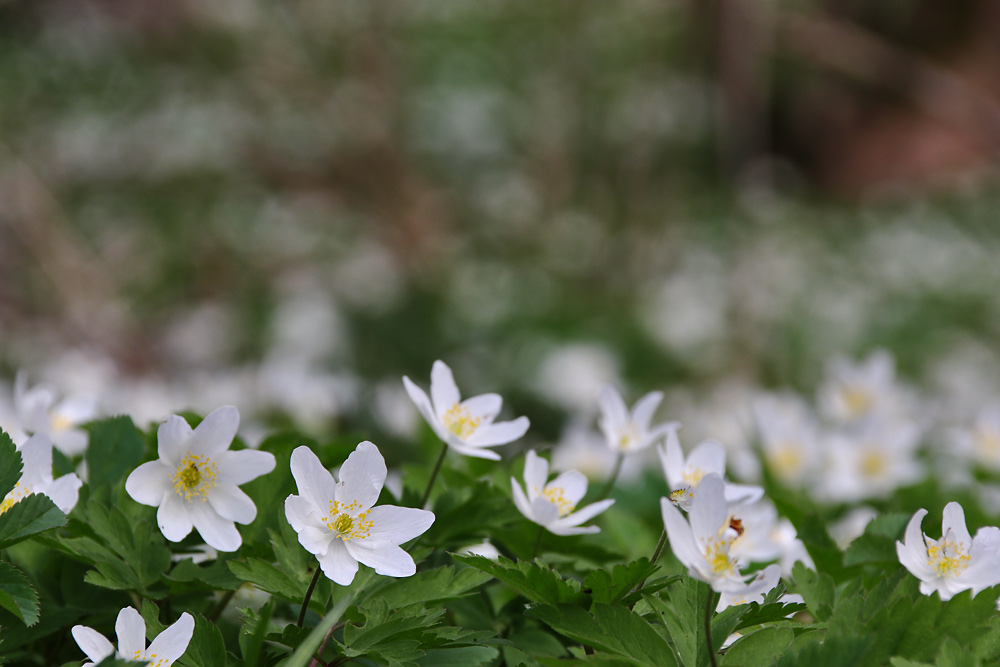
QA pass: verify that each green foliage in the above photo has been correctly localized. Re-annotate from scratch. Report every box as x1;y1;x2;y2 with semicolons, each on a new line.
0;493;66;550
84;416;146;490
0;561;39;626
454;554;589;606
0;431;21;498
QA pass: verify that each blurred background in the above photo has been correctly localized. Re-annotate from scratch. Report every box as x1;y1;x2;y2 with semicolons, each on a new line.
2;0;1000;473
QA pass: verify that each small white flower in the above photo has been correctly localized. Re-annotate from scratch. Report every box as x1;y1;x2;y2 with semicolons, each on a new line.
72;606;193;667
896;502;1000;601
660;474;748;592
403;360;529;460
1;434;82;516
752;393;822;488
511;451;615;536
597;385;677;453
14;371;97;456
818;418;922;503
818;351;912;423
284;442;435;586
951;403;1000;471
125;406;275;552
658;428;763;510
716;564;782;612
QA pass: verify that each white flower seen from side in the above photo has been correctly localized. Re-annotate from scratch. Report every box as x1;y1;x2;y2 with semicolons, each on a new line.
125;406;275;552
716;564;782;612
1;433;82;516
284;442;435;585
896;501;1000;601
752;393;823;489
597;385;678;453
14;371;97;456
71;606;194;667
818;350;912;423
403;360;529;460
511;450;615;536
658;428;763;510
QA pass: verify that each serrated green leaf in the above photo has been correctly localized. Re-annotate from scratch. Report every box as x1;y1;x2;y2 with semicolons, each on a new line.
0;562;39;626
936;638;979;667
0;493;66;549
645;576;709;667
792;561;835;621
722;626;795;666
415;646;499;666
84;416;146;489
228;558;306;603
240;599;273;667
584;558;657;605
176;615;227;667
774;636;870;667
376;565;491;609
0;431;21;499
452;554;587;606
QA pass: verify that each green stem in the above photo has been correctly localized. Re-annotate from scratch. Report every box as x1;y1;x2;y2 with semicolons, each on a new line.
298;565;324;628
287;590;358;667
209;588;237;623
420;441;450;508
595;453;624;501
532;524;544;559
649;529;668;566
705;589;718;667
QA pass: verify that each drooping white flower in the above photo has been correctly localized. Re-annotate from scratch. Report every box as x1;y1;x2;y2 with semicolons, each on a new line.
896;502;1000;601
71;606;193;667
402;360;529;460
284;442;435;586
511;450;614;536
14;371;97;456
716;564;782;612
597;385;677;454
660;474;747;592
125;406;275;552
658;428;763;510
1;434;82;516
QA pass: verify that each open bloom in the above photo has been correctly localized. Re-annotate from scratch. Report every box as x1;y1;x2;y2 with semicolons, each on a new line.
403;360;529;460
511;450;614;536
14;371;97;456
716;564;782;612
72;606;193;666
896;502;1000;601
1;434;82;516
661;474;748;592
597;385;677;453
125;406;275;552
659;429;763;510
818;350;912;423
285;442;435;585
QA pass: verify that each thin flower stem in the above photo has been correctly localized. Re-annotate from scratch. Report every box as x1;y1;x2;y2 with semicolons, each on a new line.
595;453;624;501
298;565;324;628
532;524;544;559
209;588;237;623
705;589;718;667
628;529;668;608
420;441;449;508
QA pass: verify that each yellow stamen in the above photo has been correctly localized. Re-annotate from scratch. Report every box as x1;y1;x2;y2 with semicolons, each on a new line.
323;499;374;541
443;403;481;440
842;387;873;418
860;451;886;479
683;467;706;486
767;444;803;480
0;482;31;515
172;452;218;501
541;486;575;516
926;531;971;578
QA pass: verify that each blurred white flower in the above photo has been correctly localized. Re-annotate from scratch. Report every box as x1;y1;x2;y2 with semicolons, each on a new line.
952;402;1000;471
403;360;529;460
1;434;82;516
819;418;922;503
729;500;813;576
511;450;614;536
126;406;276;552
897;502;1000;601
72;606;193;667
597;385;677;454
716;564;782;612
284;443;435;586
535;343;620;413
829;506;878;549
551;420;647;483
752;393;822;489
818;351;912;423
458;540;501;560
14;372;97;456
658;428;763;510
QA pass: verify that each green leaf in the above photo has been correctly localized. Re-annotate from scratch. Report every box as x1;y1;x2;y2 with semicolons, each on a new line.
792;561;835;621
843;513;910;567
0;431;21;498
645;576;709;667
239;599;273;667
375;565;491;609
584;558;657;605
415;646;499;666
228;558;306;603
0;562;39;626
774;636;871;667
722;626;795;666
0;493;66;550
286;591;357;667
176;615;227;667
936;638;979;667
84;416;146;489
452;554;587;606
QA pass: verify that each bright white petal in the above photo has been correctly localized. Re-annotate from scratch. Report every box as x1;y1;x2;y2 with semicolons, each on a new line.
216;449;276;486
462;393;502;422
522;451;549;500
466;417;529;447
631;391;664;432
345;540;416;578
126;461;171;508
285;495;319;532
158;493;193;542
18;434;53;489
511;478;534;520
550;499;615;529
189;501;242;552
530;496;560;526
145;612;194;663
402;376;446;438
71;626;115;664
45;473;83;514
547;470;588;507
364;505;435;544
598;386;628;430
689;474;729;544
659;431;685;488
941;502;972;548
724;483;765;506
290;447;337;513
896;509;935;580
687;441;727;478
187;406;239;457
661;498;702;571
318;540;359;585
208;484;257;524
548;523;601;536
446;440;502;460
157;415;194;465
115;607;146;659
298;525;335;558
430;361;461;419
336;441;387;510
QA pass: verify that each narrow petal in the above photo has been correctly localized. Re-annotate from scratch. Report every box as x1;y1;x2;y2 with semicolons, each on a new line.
115;607;146;659
659;430;685;488
547;470;588;507
466;417;529;447
550;499;615;529
446;440;502;460
285;495;319;533
71;626;115;664
318;540;359;585
290;446;337;513
18;434;53;490
145;612;194;664
126;461;172;508
631;391;664;432
187;406;239;457
336;441;387;510
661;497;702;571
462;393;502;423
511;478;534;520
404;376;450;441
215;449;276;486
158;415;194;465
687;440;727;478
430;360;461;419
896;509;935;580
522;451;549;500
208;484;257;525
941;502;972;549
723;482;765;506
548;523;601;536
45;473;83;514
345;540;417;578
598;385;628;430
690;474;729;544
189;501;243;552
158;493;194;542
364;505;435;544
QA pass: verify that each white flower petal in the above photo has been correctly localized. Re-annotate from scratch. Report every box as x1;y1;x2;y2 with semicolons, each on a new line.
158;493;194;542
345;540;416;578
723;482;765;506
465;417;529;447
71;625;115;664
187;406;239;457
208;484;257;525
550;499;615;529
189;501;242;552
290;446;337;513
115;606;146;659
547;470;588;507
403;376;448;440
145;612;194;664
661;497;701;572
530;496;560;526
335;441;386;510
522;451;549;500
216;449;276;485
689;474;729;544
297;525;335;558
687;440;727;478
157;415;194;465
18;434;53;490
896;509;935;580
45;473;83;514
430;360;461;419
126;461;171;508
659;431;685;489
511;478;534;519
446;440;502;460
52;429;89;457
548;523;601;536
364;505;434;544
317;540;359;585
942;502;972;549
461;393;502;422
285;495;319;533
631;391;664;432
598;386;628;430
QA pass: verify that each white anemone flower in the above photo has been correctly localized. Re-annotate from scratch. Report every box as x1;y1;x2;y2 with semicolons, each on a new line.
597;385;678;453
125;406;275;552
72;606;193;667
284;442;435;585
402;360;529;460
818;418;922;503
818;351;912;423
1;434;82;516
716;564;782;612
752;393;823;488
511;450;615;536
896;502;1000;601
661;474;748;592
14;371;97;456
658;429;763;510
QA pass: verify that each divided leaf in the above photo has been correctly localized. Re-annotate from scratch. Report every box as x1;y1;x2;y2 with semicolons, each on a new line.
0;561;39;626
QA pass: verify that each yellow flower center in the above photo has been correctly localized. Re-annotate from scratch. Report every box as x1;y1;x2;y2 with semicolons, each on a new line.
860;451;886;479
926;531;971;578
442;403;481;440
324;499;374;541
767;444;803;480
133;650;168;667
615;422;641;451
683;467;706;486
0;482;31;515
703;537;737;575
842;387;873;418
975;431;1000;460
172;453;218;501
540;486;575;517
